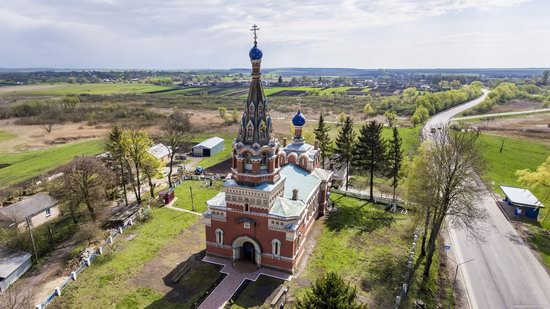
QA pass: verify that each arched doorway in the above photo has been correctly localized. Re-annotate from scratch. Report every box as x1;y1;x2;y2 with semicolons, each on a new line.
242;241;256;264
232;236;262;267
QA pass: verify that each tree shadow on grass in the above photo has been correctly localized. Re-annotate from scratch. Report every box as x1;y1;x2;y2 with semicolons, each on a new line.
326;200;395;233
144;250;224;309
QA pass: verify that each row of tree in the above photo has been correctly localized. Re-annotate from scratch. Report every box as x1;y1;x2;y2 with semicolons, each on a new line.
314;113;404;204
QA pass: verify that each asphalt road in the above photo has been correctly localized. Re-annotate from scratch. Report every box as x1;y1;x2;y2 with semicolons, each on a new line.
423;90;550;309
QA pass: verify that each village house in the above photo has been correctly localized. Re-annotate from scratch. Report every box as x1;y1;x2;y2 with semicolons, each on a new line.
0;192;59;231
148;143;170;162
202;36;333;274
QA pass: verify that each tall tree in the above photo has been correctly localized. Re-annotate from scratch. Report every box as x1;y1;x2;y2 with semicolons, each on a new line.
411;105;429;126
105;126;129;206
542;70;550;85
218;106;227;119
141;154;162;199
122;129;153;204
408;129;487;281
387;126;403;206
278;75;283;84
161;111;193;188
354;120;387;201
58;156;115;221
334;116;356;191
384;110;398;127
295;272;365;309
313;112;331;169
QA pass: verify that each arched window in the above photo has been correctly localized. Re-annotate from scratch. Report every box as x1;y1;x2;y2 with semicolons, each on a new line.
272;239;281;257
260;152;268;171
243;153;252;171
245;203;249;212
215;228;224;247
258;103;263;117
249;103;255;117
246;124;253;142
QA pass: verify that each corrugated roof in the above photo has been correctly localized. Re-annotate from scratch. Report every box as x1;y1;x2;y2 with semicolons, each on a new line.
194;137;224;149
500;186;545;208
148;143;170;159
0;246;31;278
0;193;58;223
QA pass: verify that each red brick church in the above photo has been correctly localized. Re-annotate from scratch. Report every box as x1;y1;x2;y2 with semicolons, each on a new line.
203;28;333;274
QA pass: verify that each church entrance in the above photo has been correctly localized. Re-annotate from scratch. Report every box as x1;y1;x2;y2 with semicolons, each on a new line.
242;241;256;264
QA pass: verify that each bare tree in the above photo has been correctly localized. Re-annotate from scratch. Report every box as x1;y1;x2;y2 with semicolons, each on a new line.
122;129;153;204
0;284;35;309
161;111;193;188
407;128;487;282
58;156;115;221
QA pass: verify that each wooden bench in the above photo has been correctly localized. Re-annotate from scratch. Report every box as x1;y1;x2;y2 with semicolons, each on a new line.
270;286;289;308
171;264;190;283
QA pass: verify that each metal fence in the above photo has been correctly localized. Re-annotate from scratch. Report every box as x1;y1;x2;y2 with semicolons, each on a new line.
35;205;150;309
332;188;407;211
394;228;419;308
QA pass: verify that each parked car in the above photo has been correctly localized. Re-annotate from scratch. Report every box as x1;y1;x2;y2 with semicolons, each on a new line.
195;166;204;175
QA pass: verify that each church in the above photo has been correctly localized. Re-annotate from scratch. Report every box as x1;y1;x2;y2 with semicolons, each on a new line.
202;26;333;274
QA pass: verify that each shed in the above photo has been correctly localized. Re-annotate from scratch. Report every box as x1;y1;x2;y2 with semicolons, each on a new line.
499;185;545;220
148;143;170;161
192;137;224;157
0;192;59;231
0;246;32;292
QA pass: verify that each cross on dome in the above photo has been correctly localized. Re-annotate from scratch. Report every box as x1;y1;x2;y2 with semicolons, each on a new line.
250;24;260;46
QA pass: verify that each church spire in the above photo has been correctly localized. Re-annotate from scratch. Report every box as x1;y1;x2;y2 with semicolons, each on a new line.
237;24;273;146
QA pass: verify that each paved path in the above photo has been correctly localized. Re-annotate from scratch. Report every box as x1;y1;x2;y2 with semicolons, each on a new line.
163;197;202;216
423;89;550;309
452;107;550;121
198;256;292;309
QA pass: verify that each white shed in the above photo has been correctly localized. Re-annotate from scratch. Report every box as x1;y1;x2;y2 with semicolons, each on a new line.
0;246;32;292
192;137;225;157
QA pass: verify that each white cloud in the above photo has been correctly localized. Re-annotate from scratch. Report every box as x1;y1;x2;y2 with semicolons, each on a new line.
0;0;545;68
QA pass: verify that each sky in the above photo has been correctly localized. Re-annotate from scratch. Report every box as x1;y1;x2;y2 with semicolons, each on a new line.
1;0;549;69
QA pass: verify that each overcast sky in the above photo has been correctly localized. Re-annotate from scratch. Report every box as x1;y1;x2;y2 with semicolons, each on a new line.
1;0;549;69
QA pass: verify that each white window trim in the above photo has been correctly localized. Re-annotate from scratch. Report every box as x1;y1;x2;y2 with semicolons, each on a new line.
215;228;224;247
272;239;281;258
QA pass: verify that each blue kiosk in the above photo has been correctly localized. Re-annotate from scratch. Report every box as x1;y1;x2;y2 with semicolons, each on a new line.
499;185;545;220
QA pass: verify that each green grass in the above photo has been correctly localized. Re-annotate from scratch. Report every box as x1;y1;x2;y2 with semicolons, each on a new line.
263;87;318;96
172;180;223;213
298;193;414;307
229;276;284;308
0;131;17;143
527;226;550;268
0;83;174;96
0;139;105;188
53;207;199;308
478;133;550;228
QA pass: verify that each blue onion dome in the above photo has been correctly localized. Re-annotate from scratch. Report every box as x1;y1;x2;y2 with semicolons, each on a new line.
249;45;263;60
292;110;306;126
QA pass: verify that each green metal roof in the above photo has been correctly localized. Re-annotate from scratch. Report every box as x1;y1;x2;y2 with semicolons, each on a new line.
269;197;305;217
279;163;322;201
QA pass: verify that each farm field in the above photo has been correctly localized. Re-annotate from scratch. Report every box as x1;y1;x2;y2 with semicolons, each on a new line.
0;130;17;143
0;83;174;96
0;138;104;188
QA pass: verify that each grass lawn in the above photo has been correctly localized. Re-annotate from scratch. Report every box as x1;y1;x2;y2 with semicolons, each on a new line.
52;207;200;308
263;87;318;96
0;130;17;143
0;138;105;188
172;180;223;213
296;193;415;308
0;83;173;96
228;276;284;308
478;133;550;228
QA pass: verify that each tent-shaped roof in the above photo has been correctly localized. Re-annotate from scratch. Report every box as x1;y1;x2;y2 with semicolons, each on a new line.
499;185;545;208
194;137;224;149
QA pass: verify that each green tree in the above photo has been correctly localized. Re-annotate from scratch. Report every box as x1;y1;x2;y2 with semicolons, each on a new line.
218;106;227;119
383;110;398;127
105;126;129;206
313;112;331;169
517;156;550;223
232;108;240;123
542;70;549;85
278;75;283;84
353;120;387;201
337;112;347;125
122;129;153;204
161;111;193;188
141;154;161;199
363;103;374;116
295;272;365;309
387;126;403;206
411;105;429;126
334;116;356;191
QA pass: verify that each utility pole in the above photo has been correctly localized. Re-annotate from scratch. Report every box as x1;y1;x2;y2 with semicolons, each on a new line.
26;217;38;263
449;258;474;309
190;186;195;212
